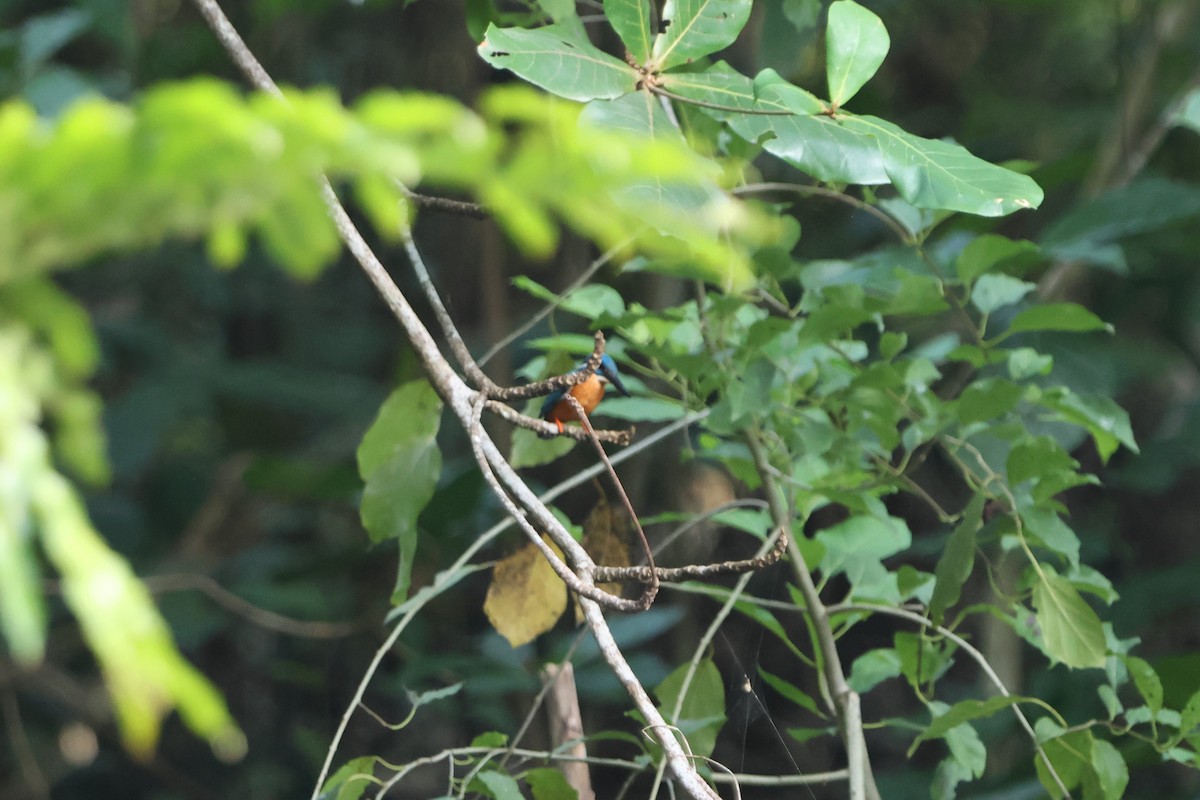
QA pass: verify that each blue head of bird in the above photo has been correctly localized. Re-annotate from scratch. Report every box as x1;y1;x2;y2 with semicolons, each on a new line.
595;354;631;398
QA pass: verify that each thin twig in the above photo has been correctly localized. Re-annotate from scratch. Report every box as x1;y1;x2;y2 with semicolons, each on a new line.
140;574;360;638
403;230;498;393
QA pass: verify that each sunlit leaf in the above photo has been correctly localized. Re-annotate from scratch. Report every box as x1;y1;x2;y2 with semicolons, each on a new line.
825;0;890;109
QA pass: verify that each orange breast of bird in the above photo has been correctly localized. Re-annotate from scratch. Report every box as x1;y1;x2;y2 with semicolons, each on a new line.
547;375;607;424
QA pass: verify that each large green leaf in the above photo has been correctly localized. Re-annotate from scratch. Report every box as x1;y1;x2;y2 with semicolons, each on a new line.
604;0;654;63
651;0;753;71
825;0;890;109
662;63;1043;216
1033;571;1106;669
357;381;443;603
840;114;1043;215
478;23;638;101
663;64;889;185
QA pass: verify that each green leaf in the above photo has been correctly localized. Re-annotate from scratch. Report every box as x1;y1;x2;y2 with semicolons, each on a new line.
955;377;1022;424
1042;178;1200;253
926;700;987;782
1175;688;1200;744
580;92;724;221
909;695;1032;753
0;470;46;664
928;494;983;627
357;381;443;603
758;667;822;715
664;64;888;185
955;235;1040;283
1038;389;1137;463
1174;88;1200;135
1004;303;1112;336
1034;728;1092;799
655;658;726;759
20;9;92;76
472;731;510;748
1020;505;1080;566
604;0;654;63
537;0;577;22
477;770;524;800
1033;571;1106;669
970;274;1035;314
841;114;1044;216
663;64;1042;216
1007;347;1053;380
1007;436;1077;486
815;514;911;597
825;0;890;109
1090;737;1129;800
318;756;379;800
651;0;753;71
1123;655;1163;716
526;767;578;800
847;648;902;693
478;23;638;102
595;396;685;422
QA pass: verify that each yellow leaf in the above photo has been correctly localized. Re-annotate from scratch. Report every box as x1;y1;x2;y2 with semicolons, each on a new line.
484;536;567;648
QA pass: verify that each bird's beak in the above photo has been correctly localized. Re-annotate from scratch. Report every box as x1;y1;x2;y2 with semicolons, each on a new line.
600;364;631;397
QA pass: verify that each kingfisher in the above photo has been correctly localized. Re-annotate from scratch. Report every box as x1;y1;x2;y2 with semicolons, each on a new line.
539;354;630;437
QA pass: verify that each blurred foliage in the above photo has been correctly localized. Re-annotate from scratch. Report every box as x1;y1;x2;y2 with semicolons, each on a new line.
1;0;1199;799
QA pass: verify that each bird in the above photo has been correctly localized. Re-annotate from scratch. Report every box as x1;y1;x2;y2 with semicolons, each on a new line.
539;354;630;438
